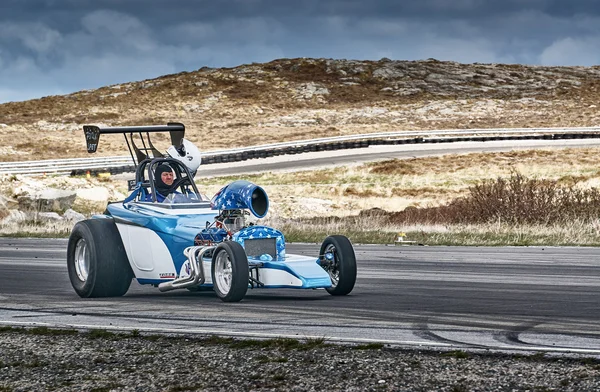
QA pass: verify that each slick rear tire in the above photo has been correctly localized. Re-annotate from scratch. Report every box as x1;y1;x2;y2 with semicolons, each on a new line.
320;235;357;296
211;241;249;302
67;219;133;298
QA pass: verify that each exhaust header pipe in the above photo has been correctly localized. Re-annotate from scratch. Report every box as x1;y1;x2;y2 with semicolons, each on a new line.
158;246;213;292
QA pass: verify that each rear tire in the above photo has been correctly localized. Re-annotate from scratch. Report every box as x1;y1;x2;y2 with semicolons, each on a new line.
320;235;357;296
211;241;249;302
67;219;133;298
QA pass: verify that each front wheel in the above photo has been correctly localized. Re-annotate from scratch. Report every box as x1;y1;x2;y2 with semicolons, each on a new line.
320;235;357;296
211;241;249;302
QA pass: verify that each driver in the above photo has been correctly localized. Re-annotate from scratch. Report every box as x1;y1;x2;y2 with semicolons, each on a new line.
152;164;176;202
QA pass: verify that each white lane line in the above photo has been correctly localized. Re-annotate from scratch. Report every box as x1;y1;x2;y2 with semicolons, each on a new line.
0;258;65;266
359;269;600;284
4;320;600;354
0;320;449;347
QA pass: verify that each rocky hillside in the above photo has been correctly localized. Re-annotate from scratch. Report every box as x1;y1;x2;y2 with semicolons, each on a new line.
1;57;600;161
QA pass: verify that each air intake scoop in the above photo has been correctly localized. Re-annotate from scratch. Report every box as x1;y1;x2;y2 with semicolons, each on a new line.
210;180;269;218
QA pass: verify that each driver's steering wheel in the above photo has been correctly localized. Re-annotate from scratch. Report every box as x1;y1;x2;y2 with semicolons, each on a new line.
165;176;192;194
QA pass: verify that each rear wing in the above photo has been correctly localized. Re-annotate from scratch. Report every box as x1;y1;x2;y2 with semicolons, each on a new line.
83;122;185;166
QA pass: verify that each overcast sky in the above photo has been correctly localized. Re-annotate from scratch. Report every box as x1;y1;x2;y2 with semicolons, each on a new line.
1;0;599;103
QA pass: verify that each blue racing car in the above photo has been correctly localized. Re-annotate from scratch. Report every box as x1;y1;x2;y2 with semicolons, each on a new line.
67;123;357;302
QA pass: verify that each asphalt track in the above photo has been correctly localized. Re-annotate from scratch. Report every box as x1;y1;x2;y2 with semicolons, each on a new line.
2;139;600;355
1;238;599;355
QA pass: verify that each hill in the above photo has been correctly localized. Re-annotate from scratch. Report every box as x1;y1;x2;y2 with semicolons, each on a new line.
1;57;600;161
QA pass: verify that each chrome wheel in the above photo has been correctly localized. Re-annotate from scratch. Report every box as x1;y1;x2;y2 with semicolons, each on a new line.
214;250;233;294
323;244;339;288
210;241;249;302
74;238;89;282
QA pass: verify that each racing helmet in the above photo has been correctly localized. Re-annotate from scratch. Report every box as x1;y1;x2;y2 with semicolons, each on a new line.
166;138;201;173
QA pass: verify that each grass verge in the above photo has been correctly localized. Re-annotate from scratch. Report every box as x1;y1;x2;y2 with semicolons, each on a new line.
0;327;336;351
4;220;600;246
275;219;600;246
5;172;600;246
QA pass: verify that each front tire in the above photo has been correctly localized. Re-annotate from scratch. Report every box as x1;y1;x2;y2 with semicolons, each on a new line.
67;219;133;298
211;241;249;302
320;235;357;296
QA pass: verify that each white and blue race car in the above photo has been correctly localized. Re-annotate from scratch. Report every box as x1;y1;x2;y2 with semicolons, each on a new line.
67;123;356;302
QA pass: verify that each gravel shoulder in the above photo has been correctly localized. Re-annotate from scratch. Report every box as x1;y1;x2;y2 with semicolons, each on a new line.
1;329;599;392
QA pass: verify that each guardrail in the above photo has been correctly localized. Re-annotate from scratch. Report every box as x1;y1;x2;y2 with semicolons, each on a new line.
2;127;600;176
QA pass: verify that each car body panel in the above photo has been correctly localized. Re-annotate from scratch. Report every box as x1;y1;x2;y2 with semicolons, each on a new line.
115;224;176;278
103;200;332;289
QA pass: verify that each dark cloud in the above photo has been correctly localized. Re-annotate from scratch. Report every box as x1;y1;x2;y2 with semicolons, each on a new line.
5;0;600;23
1;0;600;103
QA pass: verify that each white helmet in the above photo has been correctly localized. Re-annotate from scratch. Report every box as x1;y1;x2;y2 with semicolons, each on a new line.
167;138;201;173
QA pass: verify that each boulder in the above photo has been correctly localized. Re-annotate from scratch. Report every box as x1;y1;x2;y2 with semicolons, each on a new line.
17;189;77;212
295;82;329;100
63;209;85;222
373;66;404;79
38;212;63;221
76;187;109;202
0;194;17;205
0;194;17;219
2;210;27;224
72;187;110;213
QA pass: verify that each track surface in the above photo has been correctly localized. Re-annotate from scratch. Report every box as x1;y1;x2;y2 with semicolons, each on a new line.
3;139;600;354
1;238;599;355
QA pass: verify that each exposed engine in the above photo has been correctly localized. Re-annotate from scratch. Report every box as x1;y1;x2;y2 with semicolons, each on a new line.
194;180;268;246
217;209;248;233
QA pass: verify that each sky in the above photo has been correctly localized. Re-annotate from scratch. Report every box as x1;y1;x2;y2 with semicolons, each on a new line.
1;0;600;103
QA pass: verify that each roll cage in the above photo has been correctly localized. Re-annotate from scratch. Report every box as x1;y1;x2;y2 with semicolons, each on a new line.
134;157;201;203
82;122;204;205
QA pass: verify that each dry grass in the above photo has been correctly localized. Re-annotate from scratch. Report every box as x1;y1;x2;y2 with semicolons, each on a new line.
4;150;600;245
0;216;72;238
367;148;600;181
2;58;600;161
272;168;600;245
194;146;600;219
3;58;600;244
273;216;600;246
207;148;600;245
416;220;600;246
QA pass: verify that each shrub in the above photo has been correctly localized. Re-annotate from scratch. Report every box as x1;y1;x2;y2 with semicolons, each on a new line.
389;172;600;225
